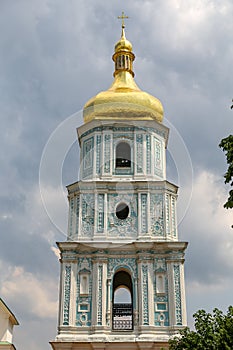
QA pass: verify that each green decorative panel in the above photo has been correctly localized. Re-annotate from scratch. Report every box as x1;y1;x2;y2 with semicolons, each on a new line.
141;194;148;233
174;264;182;325
97;264;103;325
80;126;102;139
108;257;137;278
142;265;149;325
107;193;138;237
115;167;133;175
146;134;151;174
80;125;166;140
154;259;169;326
171;196;177;237
104;134;111;173
63;265;71;325
154;258;167;272
150;194;164;236
136;134;143;173
157;302;167;311
76;258;92;327
96;135;101;175
75;195;80;237
83;137;94;178
81;194;94;237
113;132;133;139
155;311;169;326
165;194;170;235
97;194;104;233
68;197;75;239
154;137;163;177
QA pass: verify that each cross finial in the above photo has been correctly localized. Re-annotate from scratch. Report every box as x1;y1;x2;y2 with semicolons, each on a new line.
118;11;129;29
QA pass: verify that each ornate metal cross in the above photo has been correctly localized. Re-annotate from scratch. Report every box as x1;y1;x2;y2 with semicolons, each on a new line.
118;11;129;28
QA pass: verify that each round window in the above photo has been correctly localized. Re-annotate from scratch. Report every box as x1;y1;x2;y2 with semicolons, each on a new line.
116;202;129;220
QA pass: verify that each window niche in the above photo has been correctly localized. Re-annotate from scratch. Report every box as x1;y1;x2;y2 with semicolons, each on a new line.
116;142;131;168
112;270;133;331
79;271;90;296
156;273;166;295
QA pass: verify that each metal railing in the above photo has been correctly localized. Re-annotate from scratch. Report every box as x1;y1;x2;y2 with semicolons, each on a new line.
112;303;133;330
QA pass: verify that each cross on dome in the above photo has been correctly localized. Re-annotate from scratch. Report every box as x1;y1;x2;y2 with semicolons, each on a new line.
117;11;129;28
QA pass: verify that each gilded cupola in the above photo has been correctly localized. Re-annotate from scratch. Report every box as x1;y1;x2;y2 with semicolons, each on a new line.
83;13;164;123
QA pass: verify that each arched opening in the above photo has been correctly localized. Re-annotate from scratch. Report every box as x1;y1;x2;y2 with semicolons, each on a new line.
112;270;133;330
116;142;131;168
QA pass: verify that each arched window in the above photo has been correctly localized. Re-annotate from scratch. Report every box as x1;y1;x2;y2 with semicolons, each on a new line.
112;270;133;330
116;142;131;168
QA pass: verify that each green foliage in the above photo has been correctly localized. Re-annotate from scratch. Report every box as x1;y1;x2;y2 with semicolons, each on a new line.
219;134;233;209
169;306;233;350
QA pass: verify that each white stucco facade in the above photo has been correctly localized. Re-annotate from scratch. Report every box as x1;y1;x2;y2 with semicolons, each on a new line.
0;299;18;350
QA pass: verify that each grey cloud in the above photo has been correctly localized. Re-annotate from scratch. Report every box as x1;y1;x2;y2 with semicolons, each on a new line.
0;217;59;277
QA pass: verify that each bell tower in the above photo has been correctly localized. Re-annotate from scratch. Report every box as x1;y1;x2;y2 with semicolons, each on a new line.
50;15;187;350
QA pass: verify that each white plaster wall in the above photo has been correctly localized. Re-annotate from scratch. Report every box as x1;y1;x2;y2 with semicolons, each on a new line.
0;312;13;343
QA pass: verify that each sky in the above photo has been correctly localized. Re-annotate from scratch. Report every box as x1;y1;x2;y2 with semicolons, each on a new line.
0;1;232;349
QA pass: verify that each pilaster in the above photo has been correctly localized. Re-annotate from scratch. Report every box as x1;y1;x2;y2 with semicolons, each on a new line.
69;262;77;326
167;261;176;326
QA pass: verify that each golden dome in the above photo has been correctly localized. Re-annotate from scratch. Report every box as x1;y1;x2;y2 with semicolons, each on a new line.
114;27;133;53
83;22;164;124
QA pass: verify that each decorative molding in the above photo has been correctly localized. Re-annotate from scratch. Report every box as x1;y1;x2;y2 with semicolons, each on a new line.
81;194;94;237
83;136;94;178
150;194;164;236
79;124;167;140
97;264;103;325
96;134;101;175
63;265;71;325
146;134;151;174
75;195;80;238
97;194;104;233
104;134;111;173
142;264;149;325
171;196;177;237
136;134;143;173
68;197;75;240
174;264;182;325
141;194;148;233
108;257;137;278
107;193;138;237
76;258;92;327
165;194;170;235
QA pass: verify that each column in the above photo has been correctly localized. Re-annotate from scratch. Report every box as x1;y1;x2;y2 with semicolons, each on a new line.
69;262;77;326
180;262;187;326
91;261;98;326
148;259;154;326
167;261;176;326
92;259;107;328
61;263;72;326
106;278;111;327
138;260;149;326
134;277;139;327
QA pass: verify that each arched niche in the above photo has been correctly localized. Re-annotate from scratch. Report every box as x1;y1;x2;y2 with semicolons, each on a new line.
115;142;131;168
112;270;133;330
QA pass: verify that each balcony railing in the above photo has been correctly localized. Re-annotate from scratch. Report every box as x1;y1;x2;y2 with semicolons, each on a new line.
116;158;131;168
112;303;133;330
